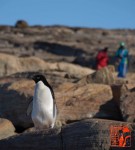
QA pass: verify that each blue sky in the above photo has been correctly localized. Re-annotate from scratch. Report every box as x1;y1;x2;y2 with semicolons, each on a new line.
0;0;135;29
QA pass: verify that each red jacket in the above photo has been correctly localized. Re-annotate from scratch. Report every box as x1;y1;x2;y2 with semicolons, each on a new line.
96;50;109;69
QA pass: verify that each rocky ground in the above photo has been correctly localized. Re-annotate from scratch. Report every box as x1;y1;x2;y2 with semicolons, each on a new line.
0;22;135;149
0;23;135;70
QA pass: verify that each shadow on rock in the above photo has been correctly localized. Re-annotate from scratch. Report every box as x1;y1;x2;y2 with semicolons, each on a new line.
0;84;33;132
94;99;123;121
34;41;86;57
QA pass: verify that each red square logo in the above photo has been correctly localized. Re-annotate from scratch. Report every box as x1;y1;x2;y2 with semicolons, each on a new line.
110;125;131;147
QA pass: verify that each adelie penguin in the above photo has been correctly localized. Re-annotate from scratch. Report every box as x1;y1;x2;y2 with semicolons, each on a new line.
27;74;57;129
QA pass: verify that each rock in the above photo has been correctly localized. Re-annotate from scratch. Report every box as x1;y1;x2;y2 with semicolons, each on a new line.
0;79;34;130
120;88;135;123
56;82;122;124
0;128;62;150
56;62;94;78
0;118;16;140
15;20;29;28
109;83;135;123
111;84;128;106
62;119;135;150
0;119;134;150
0;25;135;71
0;53;94;78
0;25;11;32
0;53;54;76
78;65;116;85
0;70;78;88
0;53;20;76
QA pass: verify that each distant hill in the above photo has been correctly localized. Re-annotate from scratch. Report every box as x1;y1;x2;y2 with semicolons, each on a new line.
0;24;135;71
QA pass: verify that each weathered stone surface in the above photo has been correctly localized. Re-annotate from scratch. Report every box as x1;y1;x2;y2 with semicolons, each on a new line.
111;84;128;106
0;53;94;78
62;119;135;150
56;82;122;125
0;118;16;140
0;119;134;150
0;70;78;88
120;88;135;123
109;82;135;123
56;62;95;78
0;25;135;70
78;65;116;85
0;79;34;129
0;24;134;149
0;128;62;150
78;65;128;86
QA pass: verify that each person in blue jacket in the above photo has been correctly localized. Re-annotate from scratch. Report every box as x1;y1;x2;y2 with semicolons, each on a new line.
115;42;129;78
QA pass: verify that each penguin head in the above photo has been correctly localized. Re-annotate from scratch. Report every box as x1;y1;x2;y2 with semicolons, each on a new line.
32;74;55;99
32;74;48;84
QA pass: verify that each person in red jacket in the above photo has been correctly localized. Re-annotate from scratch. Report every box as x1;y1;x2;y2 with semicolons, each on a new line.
96;47;109;70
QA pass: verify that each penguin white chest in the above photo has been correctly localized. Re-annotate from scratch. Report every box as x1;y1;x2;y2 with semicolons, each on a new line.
32;81;54;129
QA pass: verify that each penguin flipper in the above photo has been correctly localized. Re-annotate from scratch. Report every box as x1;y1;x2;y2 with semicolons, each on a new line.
27;100;33;116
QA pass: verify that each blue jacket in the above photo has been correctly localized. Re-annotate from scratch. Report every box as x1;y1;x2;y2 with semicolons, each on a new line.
116;48;128;64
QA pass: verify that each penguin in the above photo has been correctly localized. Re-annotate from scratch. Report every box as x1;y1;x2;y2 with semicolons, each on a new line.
31;74;57;129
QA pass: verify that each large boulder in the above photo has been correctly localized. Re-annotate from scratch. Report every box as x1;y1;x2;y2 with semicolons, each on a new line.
56;62;94;78
0;119;134;150
109;82;135;123
56;82;122;125
0;53;94;78
111;84;128;106
78;65;116;85
0;118;16;140
119;88;135;123
0;79;34;130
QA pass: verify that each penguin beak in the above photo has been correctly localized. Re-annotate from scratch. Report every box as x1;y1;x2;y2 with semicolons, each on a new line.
28;75;35;81
27;75;36;83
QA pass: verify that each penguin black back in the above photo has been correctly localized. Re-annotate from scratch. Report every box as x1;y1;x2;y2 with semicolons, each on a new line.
32;74;55;100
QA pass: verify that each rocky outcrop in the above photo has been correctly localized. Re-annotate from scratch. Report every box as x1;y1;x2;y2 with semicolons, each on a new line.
78;65;116;85
108;81;135;123
110;83;128;106
120;88;135;123
0;25;135;70
0;118;16;140
0;24;135;149
0;53;94;78
56;82;123;125
0;119;134;150
0;79;34;130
